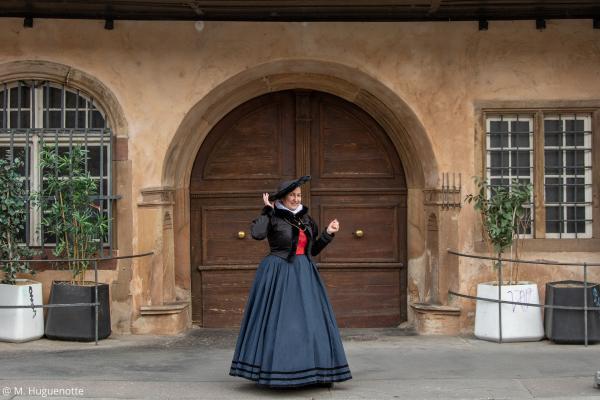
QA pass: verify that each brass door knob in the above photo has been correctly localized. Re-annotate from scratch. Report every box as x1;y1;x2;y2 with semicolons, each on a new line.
237;231;246;239
354;229;364;238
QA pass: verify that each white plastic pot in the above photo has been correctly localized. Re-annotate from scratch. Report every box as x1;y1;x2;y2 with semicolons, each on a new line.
0;279;44;342
474;281;544;342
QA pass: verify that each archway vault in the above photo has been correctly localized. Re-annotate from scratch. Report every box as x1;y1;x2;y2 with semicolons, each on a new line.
163;59;438;191
151;59;441;332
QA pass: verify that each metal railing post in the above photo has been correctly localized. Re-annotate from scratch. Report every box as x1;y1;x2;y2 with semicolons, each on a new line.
498;255;503;344
94;259;99;346
584;262;588;347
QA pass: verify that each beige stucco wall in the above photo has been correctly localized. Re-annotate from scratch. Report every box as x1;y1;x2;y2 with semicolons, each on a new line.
1;18;599;335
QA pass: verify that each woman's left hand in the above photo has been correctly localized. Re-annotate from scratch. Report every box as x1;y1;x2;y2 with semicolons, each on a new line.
326;219;340;235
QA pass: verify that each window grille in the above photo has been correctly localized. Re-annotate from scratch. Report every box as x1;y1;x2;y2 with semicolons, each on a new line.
485;111;594;239
486;114;534;236
0;80;115;253
543;114;593;238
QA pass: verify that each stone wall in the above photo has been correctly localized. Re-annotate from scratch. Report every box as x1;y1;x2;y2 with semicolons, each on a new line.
1;18;599;334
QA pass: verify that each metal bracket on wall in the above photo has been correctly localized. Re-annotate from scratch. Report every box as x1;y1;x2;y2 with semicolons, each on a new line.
423;172;462;210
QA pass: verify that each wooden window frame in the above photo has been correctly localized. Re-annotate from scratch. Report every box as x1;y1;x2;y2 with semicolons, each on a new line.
474;101;600;252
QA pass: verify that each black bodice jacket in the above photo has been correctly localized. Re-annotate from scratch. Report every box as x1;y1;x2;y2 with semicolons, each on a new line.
250;205;334;261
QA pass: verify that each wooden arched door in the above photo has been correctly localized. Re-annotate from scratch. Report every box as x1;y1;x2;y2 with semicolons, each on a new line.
190;90;407;328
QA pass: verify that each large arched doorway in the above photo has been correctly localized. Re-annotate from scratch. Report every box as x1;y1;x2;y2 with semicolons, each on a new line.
190;90;407;328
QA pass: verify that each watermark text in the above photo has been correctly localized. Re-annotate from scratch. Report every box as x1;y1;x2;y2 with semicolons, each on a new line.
2;385;85;397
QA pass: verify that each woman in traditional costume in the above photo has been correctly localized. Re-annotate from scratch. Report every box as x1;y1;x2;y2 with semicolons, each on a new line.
229;176;352;388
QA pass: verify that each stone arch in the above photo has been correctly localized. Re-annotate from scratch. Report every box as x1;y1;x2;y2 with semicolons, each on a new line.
163;59;437;190
159;59;440;330
0;60;128;136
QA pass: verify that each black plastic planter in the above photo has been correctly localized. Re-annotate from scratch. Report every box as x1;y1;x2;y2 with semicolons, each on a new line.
45;281;111;341
544;280;600;344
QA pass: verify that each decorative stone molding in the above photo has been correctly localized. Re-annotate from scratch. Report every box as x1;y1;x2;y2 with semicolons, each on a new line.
422;174;462;309
135;185;178;326
138;187;175;207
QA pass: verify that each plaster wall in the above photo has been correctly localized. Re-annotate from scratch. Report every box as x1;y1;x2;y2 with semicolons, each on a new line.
1;18;599;334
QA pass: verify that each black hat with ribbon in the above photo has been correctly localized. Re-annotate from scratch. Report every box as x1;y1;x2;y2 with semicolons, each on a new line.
268;176;311;202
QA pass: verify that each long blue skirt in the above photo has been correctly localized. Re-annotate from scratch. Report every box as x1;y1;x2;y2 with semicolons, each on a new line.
229;254;352;387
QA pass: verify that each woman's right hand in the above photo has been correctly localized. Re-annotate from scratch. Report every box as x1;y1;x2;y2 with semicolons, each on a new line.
263;193;274;208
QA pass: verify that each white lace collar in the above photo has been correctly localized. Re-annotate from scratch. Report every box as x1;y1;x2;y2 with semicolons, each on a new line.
275;201;303;215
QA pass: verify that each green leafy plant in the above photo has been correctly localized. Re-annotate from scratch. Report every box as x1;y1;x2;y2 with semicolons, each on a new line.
0;157;36;285
465;177;532;285
37;146;109;285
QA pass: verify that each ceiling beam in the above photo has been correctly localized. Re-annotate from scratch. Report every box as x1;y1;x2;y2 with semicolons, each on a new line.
0;1;599;22
429;0;442;14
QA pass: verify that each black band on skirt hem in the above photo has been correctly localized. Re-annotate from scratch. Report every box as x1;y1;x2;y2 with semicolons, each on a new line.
229;366;351;380
231;360;350;374
229;370;353;387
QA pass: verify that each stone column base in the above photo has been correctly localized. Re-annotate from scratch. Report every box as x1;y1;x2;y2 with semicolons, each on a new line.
132;302;190;335
411;303;461;335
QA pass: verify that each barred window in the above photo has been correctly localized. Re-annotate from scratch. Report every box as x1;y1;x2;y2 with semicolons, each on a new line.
485;111;593;239
486;115;534;236
543;114;592;238
0;81;113;249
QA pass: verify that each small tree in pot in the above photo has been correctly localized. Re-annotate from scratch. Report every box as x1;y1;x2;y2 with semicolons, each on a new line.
37;146;111;341
465;178;543;342
466;177;531;282
0;156;43;342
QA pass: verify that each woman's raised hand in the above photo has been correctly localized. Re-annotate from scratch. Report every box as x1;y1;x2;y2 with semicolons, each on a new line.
263;193;274;208
326;219;340;235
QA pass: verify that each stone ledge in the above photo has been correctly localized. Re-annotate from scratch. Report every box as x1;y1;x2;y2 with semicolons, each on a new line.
411;303;461;335
133;303;191;335
140;302;189;316
138;187;175;208
411;303;461;315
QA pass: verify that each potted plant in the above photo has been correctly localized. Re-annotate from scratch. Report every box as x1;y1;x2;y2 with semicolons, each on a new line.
37;146;111;341
0;157;43;342
465;178;543;342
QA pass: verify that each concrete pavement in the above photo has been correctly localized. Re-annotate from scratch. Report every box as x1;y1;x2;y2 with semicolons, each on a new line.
1;328;600;399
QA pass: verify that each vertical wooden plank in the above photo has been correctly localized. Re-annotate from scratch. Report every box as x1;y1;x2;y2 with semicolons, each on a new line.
398;198;408;322
190;207;203;324
479;108;487;178
593;110;599;238
295;91;312;208
534;110;546;238
192;270;203;324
